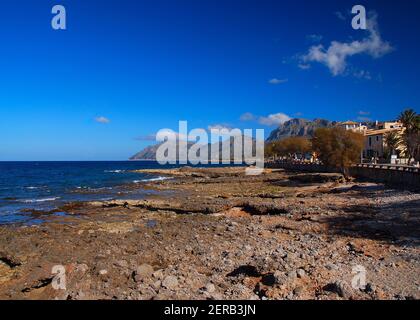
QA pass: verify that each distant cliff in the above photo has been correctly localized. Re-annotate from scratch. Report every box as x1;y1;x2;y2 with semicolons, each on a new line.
266;118;335;141
129;144;162;160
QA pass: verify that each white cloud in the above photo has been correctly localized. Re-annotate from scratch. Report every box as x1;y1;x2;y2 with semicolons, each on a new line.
358;110;370;116
258;113;291;126
240;112;256;121
301;13;393;76
94;116;110;124
156;129;190;141
268;78;288;85
207;124;231;131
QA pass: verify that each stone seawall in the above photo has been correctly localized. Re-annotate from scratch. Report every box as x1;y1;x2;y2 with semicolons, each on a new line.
266;162;420;190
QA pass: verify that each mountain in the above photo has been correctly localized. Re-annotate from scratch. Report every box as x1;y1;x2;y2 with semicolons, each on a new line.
129;144;161;160
266;118;335;141
130;141;196;161
130;136;260;161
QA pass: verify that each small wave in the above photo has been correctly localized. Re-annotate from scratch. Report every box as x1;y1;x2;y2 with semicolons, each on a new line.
25;186;39;190
20;197;61;203
104;170;125;173
134;176;172;183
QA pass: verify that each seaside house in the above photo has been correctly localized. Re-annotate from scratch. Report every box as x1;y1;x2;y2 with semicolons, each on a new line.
338;121;368;133
374;121;403;130
362;126;405;160
337;120;406;161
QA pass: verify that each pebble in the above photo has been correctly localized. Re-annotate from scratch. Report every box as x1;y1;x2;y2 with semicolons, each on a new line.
324;280;353;298
296;269;306;278
136;264;154;278
205;283;216;293
162;276;179;290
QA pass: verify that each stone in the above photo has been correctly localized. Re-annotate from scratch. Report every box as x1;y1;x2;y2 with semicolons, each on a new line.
287;270;297;280
273;271;287;285
152;280;162;290
115;260;128;268
364;283;376;293
296;269;306;278
162;276;178;290
325;263;338;270
324;280;353;298
99;269;108;275
135;264;154;278
205;283;216;293
293;286;304;296
152;269;164;280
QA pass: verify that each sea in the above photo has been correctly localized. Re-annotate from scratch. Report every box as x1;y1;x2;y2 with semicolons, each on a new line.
0;161;192;225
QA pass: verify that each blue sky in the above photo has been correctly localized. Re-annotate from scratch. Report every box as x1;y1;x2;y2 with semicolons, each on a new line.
0;0;419;160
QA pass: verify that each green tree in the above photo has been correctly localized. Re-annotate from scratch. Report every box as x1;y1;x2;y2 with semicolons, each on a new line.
383;131;406;159
312;127;364;176
398;109;420;161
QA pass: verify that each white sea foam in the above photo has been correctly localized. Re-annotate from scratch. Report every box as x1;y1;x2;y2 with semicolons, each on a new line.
104;170;125;173
20;197;61;203
134;176;172;183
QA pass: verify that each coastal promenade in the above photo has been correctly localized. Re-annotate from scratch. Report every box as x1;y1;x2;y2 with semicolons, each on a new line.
266;160;419;190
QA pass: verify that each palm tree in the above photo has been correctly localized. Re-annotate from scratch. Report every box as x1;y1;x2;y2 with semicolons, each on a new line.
398;109;419;132
398;109;420;161
384;131;404;159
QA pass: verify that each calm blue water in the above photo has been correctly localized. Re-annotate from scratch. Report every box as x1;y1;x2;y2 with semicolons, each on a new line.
0;161;182;225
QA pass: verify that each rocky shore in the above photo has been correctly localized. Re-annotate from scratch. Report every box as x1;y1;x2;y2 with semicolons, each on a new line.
0;167;419;300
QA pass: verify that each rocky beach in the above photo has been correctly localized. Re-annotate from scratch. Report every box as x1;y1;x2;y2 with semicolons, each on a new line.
0;167;419;300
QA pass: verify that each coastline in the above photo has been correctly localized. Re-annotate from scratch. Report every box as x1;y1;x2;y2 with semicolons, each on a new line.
0;166;419;300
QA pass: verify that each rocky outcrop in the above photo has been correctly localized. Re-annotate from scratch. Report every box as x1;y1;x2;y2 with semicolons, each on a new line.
266;118;335;141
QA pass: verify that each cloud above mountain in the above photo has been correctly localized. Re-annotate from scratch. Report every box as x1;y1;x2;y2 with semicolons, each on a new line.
240;112;292;126
258;113;291;126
